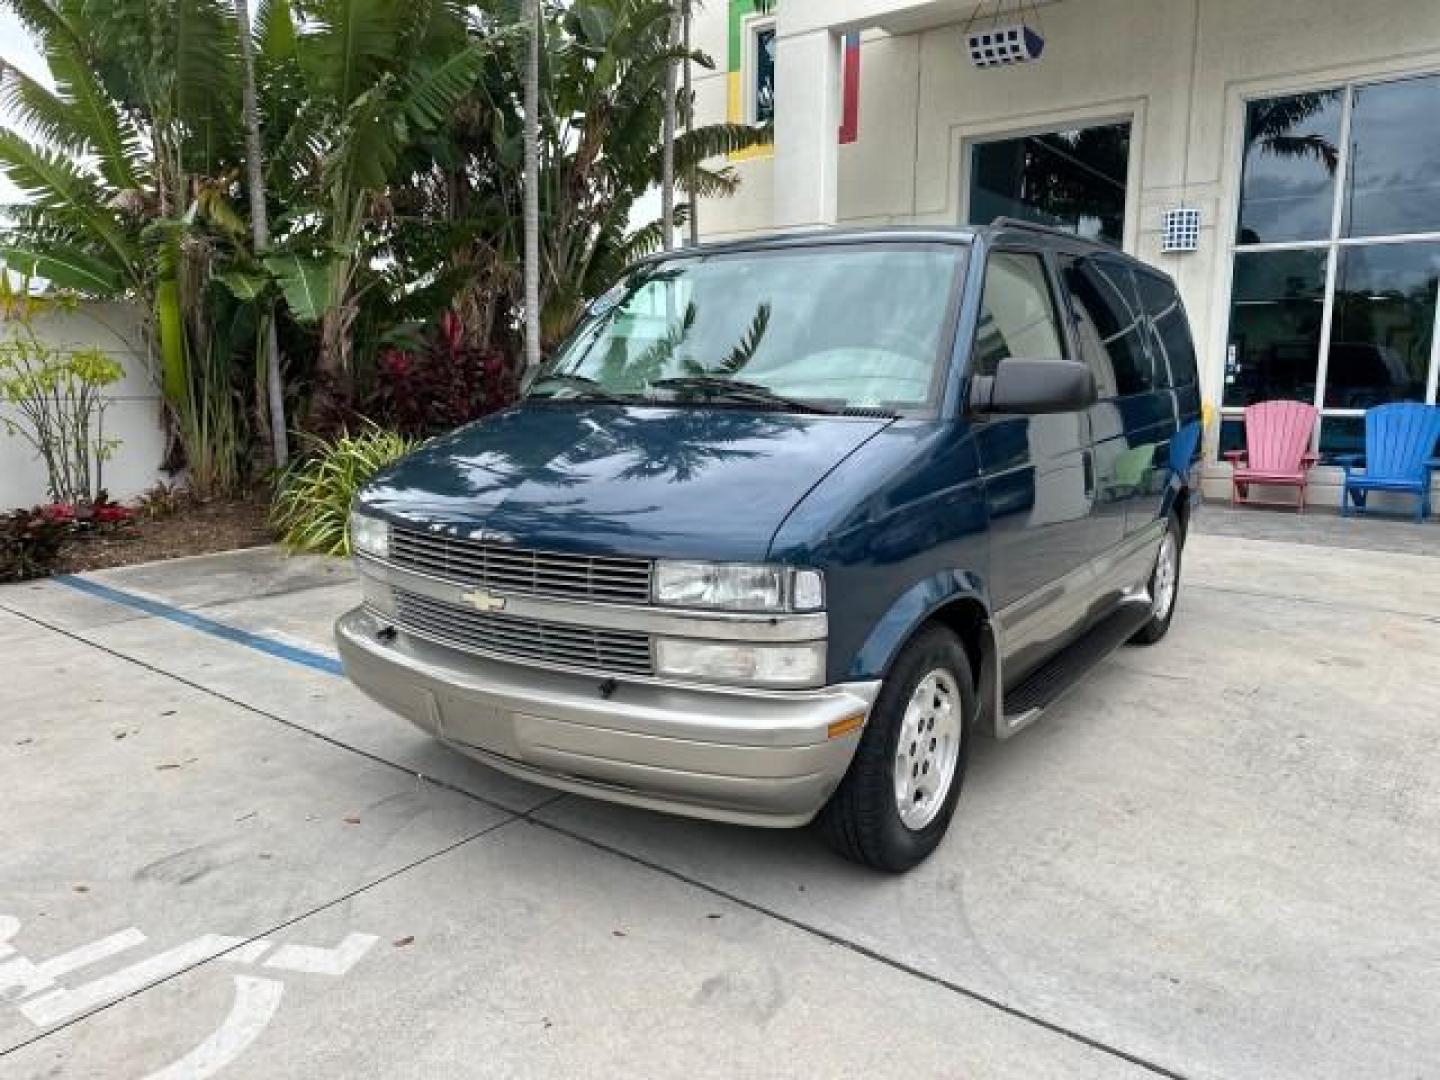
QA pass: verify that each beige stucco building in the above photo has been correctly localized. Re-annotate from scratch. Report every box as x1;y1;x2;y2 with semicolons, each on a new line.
691;0;1440;506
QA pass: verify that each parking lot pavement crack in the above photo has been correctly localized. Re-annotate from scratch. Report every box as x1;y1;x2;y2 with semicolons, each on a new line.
524;818;1195;1080
172;576;363;617
0;817;522;1059
1191;581;1439;621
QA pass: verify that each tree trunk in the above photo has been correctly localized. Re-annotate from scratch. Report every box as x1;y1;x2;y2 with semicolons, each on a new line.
234;0;288;468
522;0;542;377
154;277;187;407
684;0;698;247
661;5;680;251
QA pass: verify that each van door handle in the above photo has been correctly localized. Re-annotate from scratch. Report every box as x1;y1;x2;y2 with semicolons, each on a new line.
1083;450;1095;498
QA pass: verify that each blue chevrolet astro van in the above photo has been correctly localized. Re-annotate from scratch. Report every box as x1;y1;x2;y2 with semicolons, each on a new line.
337;222;1202;871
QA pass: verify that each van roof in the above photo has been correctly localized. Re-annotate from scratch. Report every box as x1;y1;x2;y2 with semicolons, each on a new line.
650;221;1167;279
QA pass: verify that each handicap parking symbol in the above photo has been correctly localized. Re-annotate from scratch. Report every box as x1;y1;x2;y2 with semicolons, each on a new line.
1;914;377;1077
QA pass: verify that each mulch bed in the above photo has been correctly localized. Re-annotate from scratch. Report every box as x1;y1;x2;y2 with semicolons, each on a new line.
57;489;276;574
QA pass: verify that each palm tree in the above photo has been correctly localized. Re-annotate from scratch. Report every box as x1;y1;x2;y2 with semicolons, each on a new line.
392;0;770;359
0;0;243;441
508;0;769;342
277;0;492;382
234;0;287;467
683;0;697;247
2;0;768;448
523;0;541;375
660;3;679;251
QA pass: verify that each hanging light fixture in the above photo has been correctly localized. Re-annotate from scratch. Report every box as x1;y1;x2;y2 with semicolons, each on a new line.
965;1;1047;69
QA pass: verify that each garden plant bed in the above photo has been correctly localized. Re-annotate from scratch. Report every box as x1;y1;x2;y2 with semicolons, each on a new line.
56;489;275;574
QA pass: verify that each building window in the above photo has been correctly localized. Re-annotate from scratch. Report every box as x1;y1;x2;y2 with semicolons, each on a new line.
752;22;776;124
1224;73;1440;458
968;122;1131;247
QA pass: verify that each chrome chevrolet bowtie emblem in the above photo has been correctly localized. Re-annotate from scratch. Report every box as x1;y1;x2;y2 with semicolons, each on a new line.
461;588;507;613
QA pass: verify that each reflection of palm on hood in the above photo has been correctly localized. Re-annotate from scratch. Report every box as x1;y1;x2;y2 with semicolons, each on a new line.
359;403;894;562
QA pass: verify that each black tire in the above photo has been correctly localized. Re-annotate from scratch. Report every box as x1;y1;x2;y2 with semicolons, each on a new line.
1129;511;1184;646
817;624;974;872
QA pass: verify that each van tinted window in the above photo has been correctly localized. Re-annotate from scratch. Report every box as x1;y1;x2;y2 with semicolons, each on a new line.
1061;255;1154;396
1135;271;1199;388
971;251;1067;378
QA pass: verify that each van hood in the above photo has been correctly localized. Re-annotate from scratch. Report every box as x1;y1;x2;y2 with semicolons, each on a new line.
358;403;893;562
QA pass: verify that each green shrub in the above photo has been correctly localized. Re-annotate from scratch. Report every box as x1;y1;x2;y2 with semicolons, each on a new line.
136;482;185;521
0;312;124;506
272;425;416;556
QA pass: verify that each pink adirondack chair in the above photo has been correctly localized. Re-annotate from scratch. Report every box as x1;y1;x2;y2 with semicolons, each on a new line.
1225;400;1319;512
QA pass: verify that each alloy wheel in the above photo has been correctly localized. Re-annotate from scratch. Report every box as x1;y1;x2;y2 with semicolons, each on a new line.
893;668;962;830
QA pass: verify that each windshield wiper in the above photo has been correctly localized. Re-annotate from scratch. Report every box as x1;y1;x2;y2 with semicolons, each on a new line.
649;375;838;415
528;373;629;403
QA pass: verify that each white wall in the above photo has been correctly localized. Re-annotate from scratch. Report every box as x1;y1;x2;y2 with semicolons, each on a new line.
0;302;166;509
693;0;1440;508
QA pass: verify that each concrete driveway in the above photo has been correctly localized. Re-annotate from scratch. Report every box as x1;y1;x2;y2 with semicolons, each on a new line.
1;520;1437;1079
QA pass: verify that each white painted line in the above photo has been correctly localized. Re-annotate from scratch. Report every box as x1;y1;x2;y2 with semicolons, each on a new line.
263;933;377;976
142;975;285;1080
224;940;272;965
21;934;243;1027
35;929;148;982
0;915;20;960
0;928;146;1003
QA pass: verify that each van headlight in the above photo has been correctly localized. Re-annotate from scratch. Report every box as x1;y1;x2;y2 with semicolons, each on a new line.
653;639;825;687
653;561;824;612
349;510;390;560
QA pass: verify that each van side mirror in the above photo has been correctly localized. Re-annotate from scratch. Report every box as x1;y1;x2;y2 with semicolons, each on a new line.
970;358;1097;414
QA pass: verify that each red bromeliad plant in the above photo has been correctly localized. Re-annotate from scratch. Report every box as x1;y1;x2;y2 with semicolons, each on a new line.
1;491;129;582
1;507;71;582
38;492;135;528
364;312;519;439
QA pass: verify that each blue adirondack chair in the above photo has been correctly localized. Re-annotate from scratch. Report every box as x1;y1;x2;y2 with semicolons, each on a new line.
1336;403;1440;522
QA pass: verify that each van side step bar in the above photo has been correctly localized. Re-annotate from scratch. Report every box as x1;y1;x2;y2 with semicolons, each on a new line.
997;602;1153;738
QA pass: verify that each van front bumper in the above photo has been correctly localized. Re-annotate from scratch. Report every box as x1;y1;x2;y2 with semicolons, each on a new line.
335;606;878;827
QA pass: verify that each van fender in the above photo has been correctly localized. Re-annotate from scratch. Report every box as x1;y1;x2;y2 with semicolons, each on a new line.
845;568;985;666
845;570;1006;735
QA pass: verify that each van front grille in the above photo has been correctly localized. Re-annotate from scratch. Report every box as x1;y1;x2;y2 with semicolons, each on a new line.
388;526;653;605
393;588;654;675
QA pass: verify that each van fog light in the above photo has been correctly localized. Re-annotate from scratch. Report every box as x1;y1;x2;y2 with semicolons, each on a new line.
654;640;824;687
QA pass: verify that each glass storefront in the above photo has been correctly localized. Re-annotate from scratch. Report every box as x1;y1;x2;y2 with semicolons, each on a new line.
968;122;1131;246
1224;74;1440;458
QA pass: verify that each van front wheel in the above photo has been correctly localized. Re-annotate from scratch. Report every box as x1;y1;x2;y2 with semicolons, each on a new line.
817;625;973;872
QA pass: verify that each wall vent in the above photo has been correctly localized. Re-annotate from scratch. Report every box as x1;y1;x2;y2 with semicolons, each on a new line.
1161;208;1201;253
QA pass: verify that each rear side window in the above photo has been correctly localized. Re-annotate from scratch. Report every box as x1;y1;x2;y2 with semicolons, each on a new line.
970;251;1066;378
1135;271;1199;388
1061;255;1154;396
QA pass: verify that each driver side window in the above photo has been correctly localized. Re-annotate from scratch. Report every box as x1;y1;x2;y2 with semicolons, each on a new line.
971;251;1066;378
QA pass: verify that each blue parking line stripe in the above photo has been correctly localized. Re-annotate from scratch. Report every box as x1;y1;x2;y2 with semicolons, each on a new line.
53;574;345;677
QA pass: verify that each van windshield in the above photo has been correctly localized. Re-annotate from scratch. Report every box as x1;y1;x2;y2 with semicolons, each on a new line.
534;243;967;413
